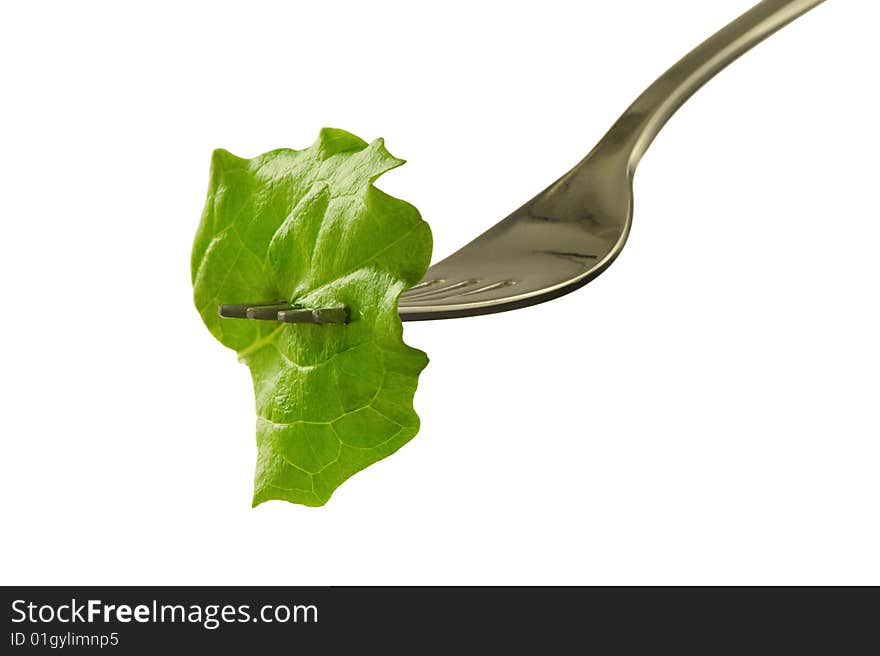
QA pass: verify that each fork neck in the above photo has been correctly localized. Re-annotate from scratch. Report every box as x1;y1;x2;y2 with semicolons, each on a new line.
596;0;825;175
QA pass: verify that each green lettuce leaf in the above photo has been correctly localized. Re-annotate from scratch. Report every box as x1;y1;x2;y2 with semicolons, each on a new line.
191;128;432;507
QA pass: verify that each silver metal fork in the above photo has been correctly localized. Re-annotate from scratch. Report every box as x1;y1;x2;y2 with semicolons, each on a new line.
399;0;825;321
221;0;825;325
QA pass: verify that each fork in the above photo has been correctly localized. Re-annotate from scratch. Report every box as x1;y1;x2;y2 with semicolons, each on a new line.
398;0;825;320
221;0;825;325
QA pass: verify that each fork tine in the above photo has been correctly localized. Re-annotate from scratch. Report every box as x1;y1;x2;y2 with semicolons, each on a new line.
313;308;349;324
218;300;286;319
277;307;349;325
246;303;295;320
220;301;348;324
276;309;314;324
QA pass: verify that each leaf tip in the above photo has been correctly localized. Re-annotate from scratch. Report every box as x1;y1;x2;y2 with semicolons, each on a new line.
251;482;331;508
365;137;406;179
210;147;247;171
315;127;369;156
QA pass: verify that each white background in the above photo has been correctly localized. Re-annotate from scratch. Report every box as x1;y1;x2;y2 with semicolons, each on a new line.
1;0;878;585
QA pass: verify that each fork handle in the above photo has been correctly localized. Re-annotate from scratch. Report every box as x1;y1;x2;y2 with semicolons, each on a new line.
601;0;826;172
